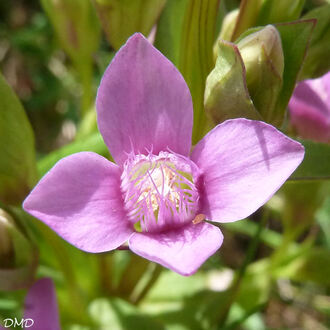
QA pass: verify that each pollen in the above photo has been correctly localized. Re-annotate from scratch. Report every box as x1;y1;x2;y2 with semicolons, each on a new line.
121;152;199;232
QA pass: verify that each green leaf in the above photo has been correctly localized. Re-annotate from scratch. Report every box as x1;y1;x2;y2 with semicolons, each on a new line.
300;4;330;79
276;248;330;286
280;181;327;236
0;73;37;205
178;0;220;143
236;261;271;311
231;0;263;41
37;132;109;176
223;220;283;249
41;0;100;62
88;298;163;330
256;0;305;25
205;40;260;124
154;0;189;66
93;0;166;50
290;140;330;180
41;0;101;111
272;20;315;126
143;270;206;302
231;0;305;41
142;270;229;330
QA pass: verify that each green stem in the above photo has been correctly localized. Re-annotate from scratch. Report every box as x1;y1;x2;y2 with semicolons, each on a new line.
133;264;163;305
75;58;94;117
117;254;150;300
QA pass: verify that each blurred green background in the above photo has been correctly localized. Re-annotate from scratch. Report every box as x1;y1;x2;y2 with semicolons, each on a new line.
0;0;330;329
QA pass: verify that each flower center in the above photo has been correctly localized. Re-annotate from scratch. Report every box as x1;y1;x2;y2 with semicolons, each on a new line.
121;152;199;232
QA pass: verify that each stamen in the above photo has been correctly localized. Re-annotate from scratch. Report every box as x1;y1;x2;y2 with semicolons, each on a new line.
192;214;206;225
121;152;199;232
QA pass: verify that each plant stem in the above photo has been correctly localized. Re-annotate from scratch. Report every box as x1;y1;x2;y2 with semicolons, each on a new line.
133;264;163;304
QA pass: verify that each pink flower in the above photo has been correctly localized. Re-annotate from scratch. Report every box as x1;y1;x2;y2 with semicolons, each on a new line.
24;278;60;330
0;278;60;330
23;34;304;276
289;71;330;144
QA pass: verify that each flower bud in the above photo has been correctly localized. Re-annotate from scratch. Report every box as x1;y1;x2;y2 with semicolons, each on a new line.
213;9;239;61
237;25;284;124
219;9;239;41
205;40;260;124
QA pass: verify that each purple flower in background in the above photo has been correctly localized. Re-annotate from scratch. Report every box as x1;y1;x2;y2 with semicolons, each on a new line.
23;34;304;276
289;71;330;144
24;278;60;330
1;278;60;330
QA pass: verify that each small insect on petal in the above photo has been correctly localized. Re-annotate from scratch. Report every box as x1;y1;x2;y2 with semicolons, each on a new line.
192;214;206;225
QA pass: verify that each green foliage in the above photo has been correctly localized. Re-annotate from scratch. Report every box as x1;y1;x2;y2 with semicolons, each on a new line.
317;196;330;248
230;0;263;41
93;0;166;50
154;0;189;66
88;298;163;330
41;0;100;63
300;4;330;79
288;248;330;286
230;0;305;40
37;132;108;176
1;1;330;329
41;0;101;112
256;0;305;25
141;270;229;330
178;0;220;143
0;73;37;205
291;140;330;180
273;20;315;125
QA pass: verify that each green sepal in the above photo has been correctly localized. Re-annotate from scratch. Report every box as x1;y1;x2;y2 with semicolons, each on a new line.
237;25;284;122
205;40;260;124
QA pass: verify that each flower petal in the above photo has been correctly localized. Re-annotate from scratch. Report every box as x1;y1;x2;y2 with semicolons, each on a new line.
24;278;60;330
128;222;223;276
289;73;330;143
23;152;133;252
191;119;304;222
96;33;193;165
